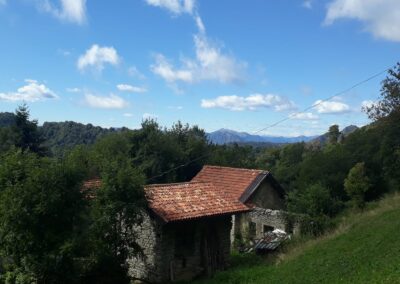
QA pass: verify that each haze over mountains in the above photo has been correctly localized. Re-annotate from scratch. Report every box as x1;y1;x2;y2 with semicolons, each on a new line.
206;128;318;144
206;126;360;145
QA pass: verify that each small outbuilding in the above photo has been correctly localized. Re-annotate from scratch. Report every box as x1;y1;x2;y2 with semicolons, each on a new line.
191;166;293;247
128;181;248;283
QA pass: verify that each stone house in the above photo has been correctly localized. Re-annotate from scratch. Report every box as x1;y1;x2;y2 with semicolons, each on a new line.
128;181;249;283
191;166;290;245
84;165;288;283
84;179;250;283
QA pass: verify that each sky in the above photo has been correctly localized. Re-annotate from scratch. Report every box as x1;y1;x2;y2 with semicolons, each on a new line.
0;0;399;137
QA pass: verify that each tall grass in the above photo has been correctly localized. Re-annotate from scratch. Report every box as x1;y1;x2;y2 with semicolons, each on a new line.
189;192;400;284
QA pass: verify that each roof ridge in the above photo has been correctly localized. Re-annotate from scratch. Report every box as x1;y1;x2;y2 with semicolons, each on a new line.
145;181;212;188
203;165;266;172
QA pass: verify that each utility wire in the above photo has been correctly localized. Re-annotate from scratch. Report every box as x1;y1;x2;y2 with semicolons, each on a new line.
146;64;394;182
146;153;211;183
252;66;391;134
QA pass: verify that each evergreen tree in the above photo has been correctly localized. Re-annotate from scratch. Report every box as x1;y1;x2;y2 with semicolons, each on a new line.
328;124;339;144
12;104;46;155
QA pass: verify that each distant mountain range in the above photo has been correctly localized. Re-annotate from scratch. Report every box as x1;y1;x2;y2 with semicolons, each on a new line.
206;128;318;145
206;126;360;145
1;111;360;148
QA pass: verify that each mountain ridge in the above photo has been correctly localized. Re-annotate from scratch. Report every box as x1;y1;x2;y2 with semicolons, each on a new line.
206;128;319;144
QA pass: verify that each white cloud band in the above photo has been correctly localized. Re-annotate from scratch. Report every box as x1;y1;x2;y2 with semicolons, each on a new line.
201;94;296;112
0;79;58;102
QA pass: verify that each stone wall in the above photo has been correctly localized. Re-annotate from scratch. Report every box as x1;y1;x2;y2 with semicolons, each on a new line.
161;215;232;282
127;211;164;283
249;180;284;210
127;213;233;283
232;208;300;247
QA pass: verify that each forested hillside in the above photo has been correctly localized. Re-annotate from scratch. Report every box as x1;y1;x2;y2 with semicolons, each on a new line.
0;113;117;155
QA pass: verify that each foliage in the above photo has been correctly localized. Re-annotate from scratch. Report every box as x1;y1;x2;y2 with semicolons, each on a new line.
344;162;371;209
0;149;84;283
40;121;117;156
87;160;145;284
129;120;209;183
287;183;341;217
0;105;46;155
0;112;15;127
287;183;341;235
365;63;400;120
327;124;339;144
13;104;46;155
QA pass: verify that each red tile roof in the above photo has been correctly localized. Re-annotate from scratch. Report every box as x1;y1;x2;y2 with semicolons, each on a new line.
145;182;249;222
82;179;102;189
82;178;249;222
191;165;267;200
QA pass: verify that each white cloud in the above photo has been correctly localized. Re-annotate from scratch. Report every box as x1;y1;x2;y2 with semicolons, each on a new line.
66;87;81;93
77;44;120;72
151;34;246;84
195;14;205;33
41;0;86;25
325;0;400;41
116;84;147;93
151;54;194;83
127;66;146;80
84;93;128;109
142;113;158;120
145;0;195;15
289;112;319;120
147;0;246;86
201;94;296;112
168;105;183;110
0;79;58;102
123;113;133;117
313;99;350;114
303;0;313;9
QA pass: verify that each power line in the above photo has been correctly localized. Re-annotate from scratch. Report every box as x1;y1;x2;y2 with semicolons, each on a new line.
146;64;394;182
252;66;391;134
146;153;210;183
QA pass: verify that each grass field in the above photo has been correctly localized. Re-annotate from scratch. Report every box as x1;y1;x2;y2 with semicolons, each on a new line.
190;194;400;284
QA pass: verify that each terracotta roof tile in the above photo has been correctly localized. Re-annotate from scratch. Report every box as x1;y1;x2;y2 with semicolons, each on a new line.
82;179;102;189
145;182;249;222
82;178;249;222
191;165;267;200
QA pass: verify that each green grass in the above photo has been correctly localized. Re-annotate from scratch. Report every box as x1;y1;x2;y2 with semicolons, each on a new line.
191;194;400;284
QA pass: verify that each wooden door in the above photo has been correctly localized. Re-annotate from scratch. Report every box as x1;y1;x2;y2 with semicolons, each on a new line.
202;224;221;276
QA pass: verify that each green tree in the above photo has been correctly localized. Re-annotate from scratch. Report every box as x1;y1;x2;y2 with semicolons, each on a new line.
0;150;84;283
328;124;339;144
84;133;146;283
344;162;371;209
287;183;340;217
287;183;341;236
364;63;400;121
11;104;46;155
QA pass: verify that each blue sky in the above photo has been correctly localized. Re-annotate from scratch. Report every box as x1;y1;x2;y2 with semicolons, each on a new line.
0;0;399;136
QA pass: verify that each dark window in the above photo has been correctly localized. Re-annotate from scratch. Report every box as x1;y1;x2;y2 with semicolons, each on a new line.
263;225;274;234
248;222;256;238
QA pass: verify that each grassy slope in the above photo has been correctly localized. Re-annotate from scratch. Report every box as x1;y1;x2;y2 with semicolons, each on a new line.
192;194;400;284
